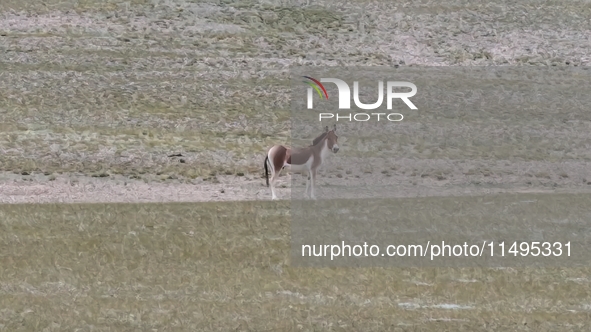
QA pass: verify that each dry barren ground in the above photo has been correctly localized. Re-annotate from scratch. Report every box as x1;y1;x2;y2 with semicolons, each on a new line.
2;0;591;331
1;0;590;197
4;156;591;203
1;0;591;203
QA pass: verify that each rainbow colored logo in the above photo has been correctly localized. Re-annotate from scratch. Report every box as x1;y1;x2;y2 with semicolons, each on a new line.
302;76;329;100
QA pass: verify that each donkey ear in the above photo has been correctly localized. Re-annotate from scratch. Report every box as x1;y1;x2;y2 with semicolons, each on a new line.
324;126;329;132
333;124;337;132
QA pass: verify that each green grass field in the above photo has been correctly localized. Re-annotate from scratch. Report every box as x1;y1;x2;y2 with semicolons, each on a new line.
2;196;591;331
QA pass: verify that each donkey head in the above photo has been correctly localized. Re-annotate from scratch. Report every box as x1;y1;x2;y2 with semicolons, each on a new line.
325;124;339;153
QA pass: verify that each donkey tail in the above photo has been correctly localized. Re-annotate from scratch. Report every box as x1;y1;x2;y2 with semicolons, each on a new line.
264;155;270;187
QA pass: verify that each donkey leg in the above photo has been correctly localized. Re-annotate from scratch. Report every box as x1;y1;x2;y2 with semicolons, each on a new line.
310;169;317;200
270;168;281;200
304;171;311;198
267;155;279;200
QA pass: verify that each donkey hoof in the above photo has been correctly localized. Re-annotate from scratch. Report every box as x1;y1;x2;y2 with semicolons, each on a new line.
272;196;278;200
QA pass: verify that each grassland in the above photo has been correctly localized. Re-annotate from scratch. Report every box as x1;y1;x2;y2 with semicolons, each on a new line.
2;198;591;331
2;0;591;330
1;0;590;180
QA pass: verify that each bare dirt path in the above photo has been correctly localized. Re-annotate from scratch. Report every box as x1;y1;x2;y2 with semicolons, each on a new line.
0;160;591;204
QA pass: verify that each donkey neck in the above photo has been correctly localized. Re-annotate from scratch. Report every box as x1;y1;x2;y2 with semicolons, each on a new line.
311;137;330;157
312;132;327;146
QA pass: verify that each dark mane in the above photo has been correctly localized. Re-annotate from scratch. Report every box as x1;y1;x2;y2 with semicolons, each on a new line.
311;132;327;146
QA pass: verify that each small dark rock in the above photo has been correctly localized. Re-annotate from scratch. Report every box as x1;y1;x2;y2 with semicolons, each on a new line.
21;171;30;175
220;189;225;193
168;153;183;157
180;159;186;163
92;172;109;178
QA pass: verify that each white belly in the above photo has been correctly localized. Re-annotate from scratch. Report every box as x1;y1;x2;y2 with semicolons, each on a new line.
285;155;313;174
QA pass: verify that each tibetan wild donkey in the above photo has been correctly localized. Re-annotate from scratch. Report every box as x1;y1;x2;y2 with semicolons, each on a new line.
264;124;339;200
